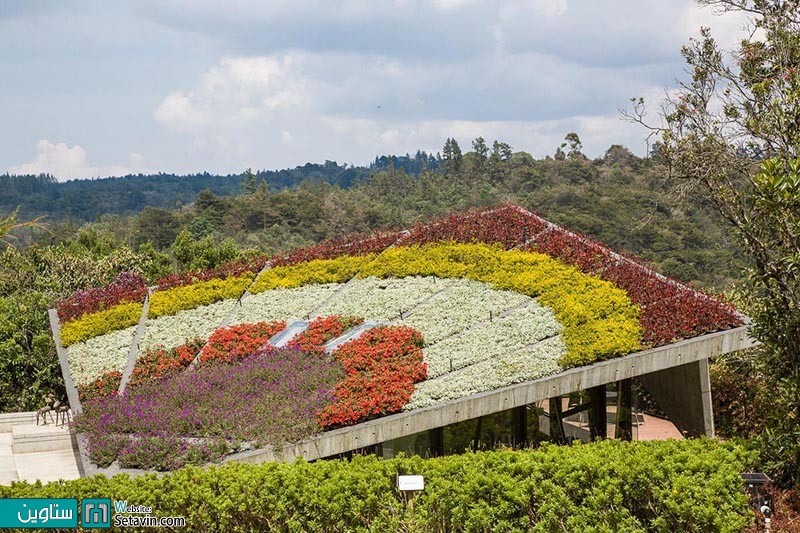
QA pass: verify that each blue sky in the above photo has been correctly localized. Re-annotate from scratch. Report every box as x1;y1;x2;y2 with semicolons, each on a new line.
0;0;747;179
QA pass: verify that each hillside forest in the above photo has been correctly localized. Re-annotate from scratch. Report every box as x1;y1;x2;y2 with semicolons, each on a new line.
0;137;751;423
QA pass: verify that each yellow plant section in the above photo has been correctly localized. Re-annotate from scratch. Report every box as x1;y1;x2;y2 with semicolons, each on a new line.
60;302;143;347
357;243;642;367
148;275;254;318
249;255;377;293
63;244;642;367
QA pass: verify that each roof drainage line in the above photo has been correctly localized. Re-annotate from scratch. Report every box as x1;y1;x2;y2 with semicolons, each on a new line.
419;300;537;350
118;286;154;394
309;228;414;319
421;331;563;382
389;278;457;321
186;261;273;371
323;321;384;354
265;320;310;349
511;205;750;324
305;275;363;320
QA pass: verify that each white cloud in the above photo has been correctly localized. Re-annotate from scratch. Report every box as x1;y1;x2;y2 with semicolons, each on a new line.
7;140;144;180
433;0;477;10
154;56;309;132
150;47;659;171
4;1;760;176
683;2;753;50
154;92;208;130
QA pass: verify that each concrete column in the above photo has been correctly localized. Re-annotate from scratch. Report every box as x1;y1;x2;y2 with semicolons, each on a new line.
429;427;444;457
589;386;607;440
637;359;715;438
512;405;527;448
616;379;633;441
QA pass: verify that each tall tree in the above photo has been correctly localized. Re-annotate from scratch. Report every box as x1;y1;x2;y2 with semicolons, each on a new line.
628;0;800;486
242;168;258;195
489;140;513;183
442;138;463;174
563;132;584;160
472;137;489;176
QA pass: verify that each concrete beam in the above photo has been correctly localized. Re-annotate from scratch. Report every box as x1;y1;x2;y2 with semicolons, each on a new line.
638;359;715;437
119;288;153;394
229;325;755;465
47;309;82;416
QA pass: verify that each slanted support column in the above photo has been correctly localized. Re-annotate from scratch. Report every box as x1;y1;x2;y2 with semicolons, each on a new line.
549;397;566;444
512;405;527;448
589;386;607;440
637;359;715;438
616;379;633;441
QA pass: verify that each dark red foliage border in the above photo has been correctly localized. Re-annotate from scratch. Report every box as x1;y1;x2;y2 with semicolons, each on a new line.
59;204;745;350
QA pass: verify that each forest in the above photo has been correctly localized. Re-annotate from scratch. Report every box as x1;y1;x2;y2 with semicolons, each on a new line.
0;136;749;414
0;152;441;221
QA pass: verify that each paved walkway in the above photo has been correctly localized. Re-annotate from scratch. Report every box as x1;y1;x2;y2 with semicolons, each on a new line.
0;414;81;486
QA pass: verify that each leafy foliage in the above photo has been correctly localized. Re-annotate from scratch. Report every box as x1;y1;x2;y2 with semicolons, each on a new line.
148;275;253;318
74;346;343;469
77;371;122;403
630;0;800;486
357;242;643;367
250;255;376;293
129;338;206;388
198;321;286;364
0;440;756;531
320;326;426;428
58;302;142;347
56;271;147;323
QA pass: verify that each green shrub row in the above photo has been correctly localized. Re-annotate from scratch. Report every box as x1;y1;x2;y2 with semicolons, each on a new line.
59;302;143;347
148;274;253;318
0;440;755;532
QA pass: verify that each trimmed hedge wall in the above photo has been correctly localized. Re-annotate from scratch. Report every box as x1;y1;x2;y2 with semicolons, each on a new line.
0;440;755;532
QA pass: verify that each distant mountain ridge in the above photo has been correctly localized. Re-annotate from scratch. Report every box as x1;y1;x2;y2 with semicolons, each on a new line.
0;152;442;221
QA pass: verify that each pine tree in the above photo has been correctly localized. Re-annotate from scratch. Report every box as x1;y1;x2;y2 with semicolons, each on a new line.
242;168;257;195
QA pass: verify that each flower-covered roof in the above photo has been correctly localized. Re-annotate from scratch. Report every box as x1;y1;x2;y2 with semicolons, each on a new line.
53;204;745;470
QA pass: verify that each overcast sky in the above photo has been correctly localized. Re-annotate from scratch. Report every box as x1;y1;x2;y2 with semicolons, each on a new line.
0;0;748;180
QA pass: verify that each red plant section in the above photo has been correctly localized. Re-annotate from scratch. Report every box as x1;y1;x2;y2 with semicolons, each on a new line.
640;290;742;346
318;326;426;429
57;272;148;323
528;226;617;274
155;256;268;291
198;321;286;364
78;371;122;403
599;261;683;307
523;213;744;345
271;230;403;267
61;204;745;356
287;315;363;354
396;204;546;249
129;338;207;388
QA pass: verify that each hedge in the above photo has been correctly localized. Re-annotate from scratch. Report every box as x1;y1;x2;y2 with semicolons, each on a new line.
59;302;143;347
0;440;755;532
148;275;254;318
250;254;377;293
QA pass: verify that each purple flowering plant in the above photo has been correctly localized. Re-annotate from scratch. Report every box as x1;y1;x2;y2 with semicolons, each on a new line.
74;347;342;470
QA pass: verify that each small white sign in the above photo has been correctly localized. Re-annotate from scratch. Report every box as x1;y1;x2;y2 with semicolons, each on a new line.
397;475;425;491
